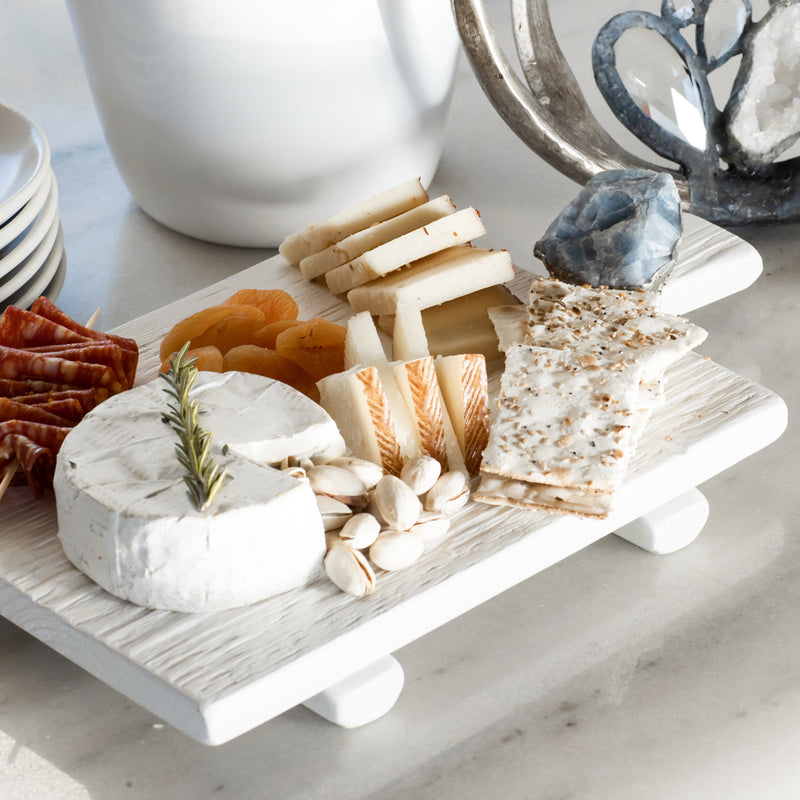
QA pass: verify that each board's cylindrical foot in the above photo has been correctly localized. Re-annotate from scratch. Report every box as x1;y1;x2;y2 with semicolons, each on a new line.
302;655;405;728
614;488;709;554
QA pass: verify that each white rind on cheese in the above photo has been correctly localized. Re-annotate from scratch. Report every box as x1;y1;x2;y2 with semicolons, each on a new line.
325;207;486;294
55;372;333;612
299;195;457;280
347;246;515;316
190;371;345;464
279;178;429;264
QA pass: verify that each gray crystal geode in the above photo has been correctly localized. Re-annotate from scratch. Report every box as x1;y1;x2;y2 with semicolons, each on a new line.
534;168;682;290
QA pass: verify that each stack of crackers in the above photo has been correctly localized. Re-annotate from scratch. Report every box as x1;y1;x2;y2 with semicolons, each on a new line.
474;278;708;518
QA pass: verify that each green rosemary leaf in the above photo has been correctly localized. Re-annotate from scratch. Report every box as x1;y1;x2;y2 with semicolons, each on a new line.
160;343;228;512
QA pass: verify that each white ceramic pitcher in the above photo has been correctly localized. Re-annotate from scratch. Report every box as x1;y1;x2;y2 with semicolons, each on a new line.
66;0;460;246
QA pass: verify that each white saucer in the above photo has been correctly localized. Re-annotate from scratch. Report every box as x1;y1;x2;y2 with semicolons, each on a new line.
0;167;54;251
0;172;58;281
0;102;50;226
2;222;64;310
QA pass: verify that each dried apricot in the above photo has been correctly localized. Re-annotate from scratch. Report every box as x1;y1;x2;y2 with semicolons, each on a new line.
189;307;265;353
251;319;302;349
223;289;299;324
222;345;319;399
159;345;224;374
275;317;346;381
159;304;263;361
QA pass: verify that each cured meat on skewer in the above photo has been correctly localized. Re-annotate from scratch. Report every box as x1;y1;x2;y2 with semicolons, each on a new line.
0;345;125;393
0;297;139;499
0;420;72;495
30;297;138;356
0;397;76;426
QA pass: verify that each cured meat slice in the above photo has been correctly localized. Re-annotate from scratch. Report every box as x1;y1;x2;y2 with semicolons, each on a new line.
0;397;76;426
30;297;138;355
25;343;131;390
12;388;103;415
0;378;74;397
13;396;84;421
0;346;124;392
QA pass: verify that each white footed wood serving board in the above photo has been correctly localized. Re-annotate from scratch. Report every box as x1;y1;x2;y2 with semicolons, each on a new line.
0;217;785;744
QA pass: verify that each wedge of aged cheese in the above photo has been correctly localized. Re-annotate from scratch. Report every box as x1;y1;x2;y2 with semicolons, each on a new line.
435;353;490;475
55;372;336;613
325;207;486;294
299;195;457;280
480;343;645;491
392;356;465;473
279;178;429;264
347;246;515;316
317;365;404;475
340;312;421;465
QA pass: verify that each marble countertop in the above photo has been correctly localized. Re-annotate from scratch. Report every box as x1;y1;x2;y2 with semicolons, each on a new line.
2;1;799;798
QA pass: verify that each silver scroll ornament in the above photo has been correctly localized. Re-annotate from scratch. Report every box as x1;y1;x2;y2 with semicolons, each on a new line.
453;0;800;225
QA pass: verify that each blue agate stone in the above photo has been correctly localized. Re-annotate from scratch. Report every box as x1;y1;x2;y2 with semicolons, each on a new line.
534;169;681;290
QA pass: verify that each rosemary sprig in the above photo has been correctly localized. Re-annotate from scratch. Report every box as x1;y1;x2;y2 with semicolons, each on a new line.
160;342;227;511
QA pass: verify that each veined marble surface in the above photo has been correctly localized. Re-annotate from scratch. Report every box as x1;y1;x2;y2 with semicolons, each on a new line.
1;1;799;798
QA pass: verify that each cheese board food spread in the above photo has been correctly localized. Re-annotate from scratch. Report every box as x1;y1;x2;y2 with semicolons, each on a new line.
8;175;728;611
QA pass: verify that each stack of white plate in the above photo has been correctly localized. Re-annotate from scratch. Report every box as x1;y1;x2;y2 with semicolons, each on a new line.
0;102;66;312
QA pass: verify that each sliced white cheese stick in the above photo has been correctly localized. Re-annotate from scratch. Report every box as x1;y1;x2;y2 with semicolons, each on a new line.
325;207;486;295
279;178;429;264
392;301;430;362
299;195;457;280
347;246;515;316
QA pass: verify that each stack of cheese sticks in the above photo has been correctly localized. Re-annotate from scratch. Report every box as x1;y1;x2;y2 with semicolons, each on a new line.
279;178;515;320
474;277;708;518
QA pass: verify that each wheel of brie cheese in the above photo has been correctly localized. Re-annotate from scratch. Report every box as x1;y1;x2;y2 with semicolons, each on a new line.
54;371;346;613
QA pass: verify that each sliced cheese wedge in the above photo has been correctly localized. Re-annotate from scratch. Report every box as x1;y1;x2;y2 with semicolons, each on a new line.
341;311;422;465
325;207;486;295
317;365;405;475
347;246;515;316
279;178;428;264
299;195;457;280
392;356;465;473
435;353;490;475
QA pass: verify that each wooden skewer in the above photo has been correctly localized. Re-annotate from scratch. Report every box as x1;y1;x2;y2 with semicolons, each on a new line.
0;460;18;503
85;307;100;331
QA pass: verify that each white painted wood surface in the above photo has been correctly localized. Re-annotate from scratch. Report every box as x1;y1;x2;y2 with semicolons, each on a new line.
0;219;785;745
